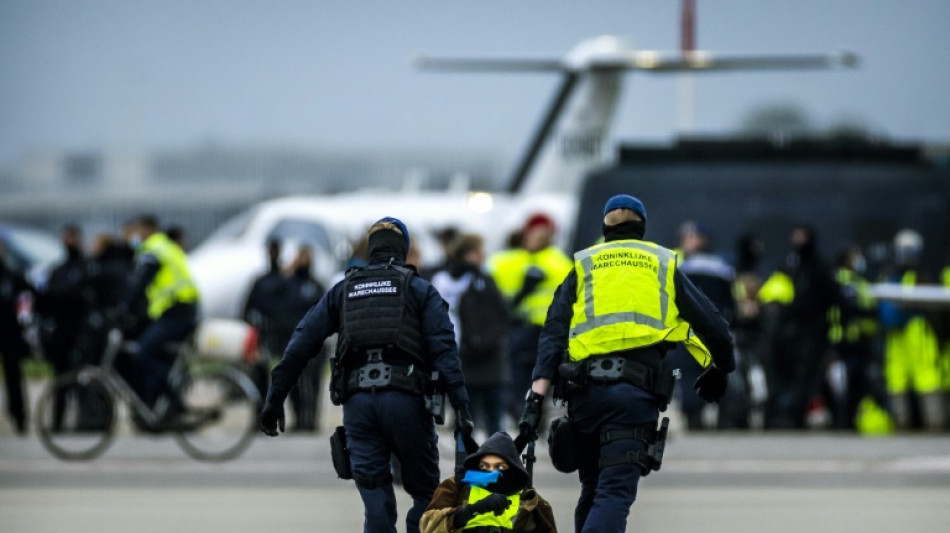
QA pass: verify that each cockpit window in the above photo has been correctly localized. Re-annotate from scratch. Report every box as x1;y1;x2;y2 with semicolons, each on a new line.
266;218;332;252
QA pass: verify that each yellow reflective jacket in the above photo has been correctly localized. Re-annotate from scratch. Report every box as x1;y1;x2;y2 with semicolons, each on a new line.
463;485;520;530
138;233;199;319
568;239;712;368
489;246;572;326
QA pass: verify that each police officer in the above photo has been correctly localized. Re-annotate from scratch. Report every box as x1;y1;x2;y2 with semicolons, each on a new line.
121;215;200;423
260;217;473;533
518;195;736;533
35;225;90;429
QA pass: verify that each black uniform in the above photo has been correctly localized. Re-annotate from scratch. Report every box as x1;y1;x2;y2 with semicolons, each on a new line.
281;266;327;432
262;223;470;533
0;260;33;434
35;247;89;428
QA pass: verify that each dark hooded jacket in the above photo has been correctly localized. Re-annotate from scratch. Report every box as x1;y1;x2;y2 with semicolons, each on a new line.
421;432;558;533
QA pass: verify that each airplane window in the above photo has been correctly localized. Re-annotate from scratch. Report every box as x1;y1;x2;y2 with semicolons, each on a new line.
266;218;332;252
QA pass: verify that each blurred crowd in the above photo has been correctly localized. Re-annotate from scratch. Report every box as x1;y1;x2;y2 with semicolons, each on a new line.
3;213;949;437
356;215;950;435
1;224;137;433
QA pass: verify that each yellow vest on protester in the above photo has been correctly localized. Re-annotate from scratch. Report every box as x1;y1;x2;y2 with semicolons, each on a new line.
138;233;199;319
489;246;572;327
464;485;519;530
568;240;713;368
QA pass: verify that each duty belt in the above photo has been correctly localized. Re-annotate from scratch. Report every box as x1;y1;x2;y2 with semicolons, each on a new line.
344;360;425;396
586;356;656;390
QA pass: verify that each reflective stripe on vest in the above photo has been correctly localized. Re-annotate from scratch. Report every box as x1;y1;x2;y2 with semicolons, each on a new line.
464;485;519;531
138;233;199;319
568;240;712;368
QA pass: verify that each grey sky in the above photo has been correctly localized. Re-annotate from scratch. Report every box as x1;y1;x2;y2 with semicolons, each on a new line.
2;0;949;170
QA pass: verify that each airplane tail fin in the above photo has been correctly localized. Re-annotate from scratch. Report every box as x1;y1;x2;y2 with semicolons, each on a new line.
417;37;858;196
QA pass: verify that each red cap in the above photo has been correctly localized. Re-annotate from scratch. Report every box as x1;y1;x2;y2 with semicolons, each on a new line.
523;213;555;233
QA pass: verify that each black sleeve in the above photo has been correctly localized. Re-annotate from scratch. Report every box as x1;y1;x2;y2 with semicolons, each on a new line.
122;254;160;311
532;270;576;381
674;269;736;373
417;279;469;407
267;282;342;405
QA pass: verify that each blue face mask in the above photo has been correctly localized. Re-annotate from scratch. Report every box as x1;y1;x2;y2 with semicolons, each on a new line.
461;469;501;488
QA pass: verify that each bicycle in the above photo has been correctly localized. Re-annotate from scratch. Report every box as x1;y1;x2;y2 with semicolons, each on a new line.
35;326;261;462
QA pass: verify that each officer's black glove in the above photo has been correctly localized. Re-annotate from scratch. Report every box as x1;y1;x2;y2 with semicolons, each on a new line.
455;403;478;453
517;390;544;447
259;402;285;437
693;366;728;403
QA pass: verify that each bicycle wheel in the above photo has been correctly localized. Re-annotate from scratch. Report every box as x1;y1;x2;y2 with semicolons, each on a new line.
174;364;260;461
35;368;117;461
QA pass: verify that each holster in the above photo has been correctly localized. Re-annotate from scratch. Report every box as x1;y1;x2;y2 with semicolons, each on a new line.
329;354;346;406
652;359;680;412
329;426;353;480
423;371;446;425
547;415;581;473
598;417;670;476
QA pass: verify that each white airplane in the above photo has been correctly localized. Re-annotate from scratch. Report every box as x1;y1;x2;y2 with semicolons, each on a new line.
190;24;856;319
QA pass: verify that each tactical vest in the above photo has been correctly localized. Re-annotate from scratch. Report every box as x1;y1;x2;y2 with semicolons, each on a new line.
568;240;712;368
464;485;519;531
341;264;426;368
137;233;199;319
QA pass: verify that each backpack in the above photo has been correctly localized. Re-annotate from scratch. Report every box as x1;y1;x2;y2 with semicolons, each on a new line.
457;273;509;356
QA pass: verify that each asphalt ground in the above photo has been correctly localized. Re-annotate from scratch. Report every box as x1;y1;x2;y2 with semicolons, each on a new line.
2;380;950;532
2;427;950;533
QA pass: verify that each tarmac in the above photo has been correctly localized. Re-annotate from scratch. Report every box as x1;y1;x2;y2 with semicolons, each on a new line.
2;380;950;533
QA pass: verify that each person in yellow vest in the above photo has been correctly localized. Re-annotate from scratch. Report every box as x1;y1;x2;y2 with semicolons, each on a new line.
827;245;885;430
421;431;557;533
121;215;200;424
488;214;572;423
757;226;840;429
879;229;944;430
517;195;735;533
942;260;950;414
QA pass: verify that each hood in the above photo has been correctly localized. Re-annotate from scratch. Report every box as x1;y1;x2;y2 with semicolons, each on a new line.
462;432;529;493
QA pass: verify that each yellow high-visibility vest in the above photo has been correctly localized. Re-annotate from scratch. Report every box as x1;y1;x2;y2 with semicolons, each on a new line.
828;267;878;344
489;246;572;326
758;271;794;305
568;240;712;368
463;485;519;530
138;233;199;319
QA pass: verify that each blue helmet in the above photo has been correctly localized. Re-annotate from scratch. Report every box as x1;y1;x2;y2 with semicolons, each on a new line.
603;194;647;222
374;217;411;248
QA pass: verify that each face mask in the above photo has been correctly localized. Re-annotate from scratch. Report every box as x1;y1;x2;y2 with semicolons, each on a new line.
129;235;142;249
852;255;866;274
461;469;501;488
